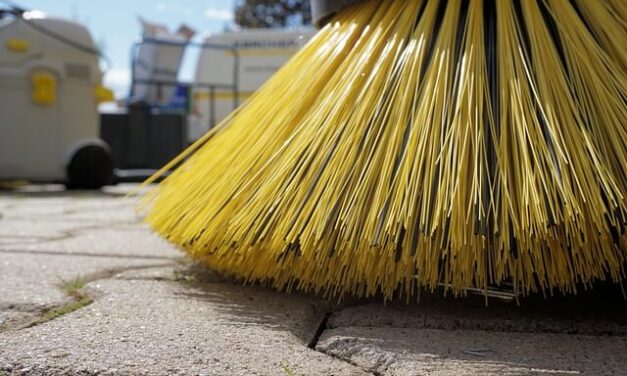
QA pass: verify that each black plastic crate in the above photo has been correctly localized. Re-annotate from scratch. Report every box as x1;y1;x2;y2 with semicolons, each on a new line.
100;107;186;170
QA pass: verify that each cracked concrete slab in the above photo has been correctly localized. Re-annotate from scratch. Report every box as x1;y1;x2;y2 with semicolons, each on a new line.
3;184;627;375
0;224;180;259
112;264;180;281
328;293;627;336
0;252;174;307
319;294;627;375
0;185;140;225
317;326;627;375
0;182;367;374
2;204;138;225
0;221;80;243
0;311;37;331
0;278;367;376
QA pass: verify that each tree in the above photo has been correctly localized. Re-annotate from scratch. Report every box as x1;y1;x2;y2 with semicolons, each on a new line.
234;0;312;28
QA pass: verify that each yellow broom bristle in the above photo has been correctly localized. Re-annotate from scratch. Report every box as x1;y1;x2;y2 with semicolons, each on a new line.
141;0;627;301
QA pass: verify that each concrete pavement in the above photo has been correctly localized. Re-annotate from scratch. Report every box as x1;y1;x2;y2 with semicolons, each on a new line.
1;184;626;375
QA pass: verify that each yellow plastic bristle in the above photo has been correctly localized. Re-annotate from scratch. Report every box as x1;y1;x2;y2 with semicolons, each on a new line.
142;0;627;301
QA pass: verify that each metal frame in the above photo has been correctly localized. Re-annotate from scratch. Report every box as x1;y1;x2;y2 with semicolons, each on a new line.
128;37;241;130
310;0;363;26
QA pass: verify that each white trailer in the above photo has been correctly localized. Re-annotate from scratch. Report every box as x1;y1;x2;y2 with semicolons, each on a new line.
130;18;195;106
0;8;114;188
187;29;314;141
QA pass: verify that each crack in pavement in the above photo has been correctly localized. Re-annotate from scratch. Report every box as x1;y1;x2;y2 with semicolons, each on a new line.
0;303;50;312
63;263;179;287
0;249;178;261
1;263;177;333
0;221;146;247
308;309;380;376
315;334;388;376
324;319;627;337
308;310;332;349
1;217;142;226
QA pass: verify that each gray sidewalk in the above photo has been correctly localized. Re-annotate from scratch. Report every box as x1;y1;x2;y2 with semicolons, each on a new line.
1;184;626;375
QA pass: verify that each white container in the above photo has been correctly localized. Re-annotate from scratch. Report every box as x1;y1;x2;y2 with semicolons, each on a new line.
188;29;314;141
131;18;195;105
0;11;113;187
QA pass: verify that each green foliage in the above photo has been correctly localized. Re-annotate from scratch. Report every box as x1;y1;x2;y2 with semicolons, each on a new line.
280;361;297;376
234;0;311;28
25;276;94;326
38;297;93;324
56;277;89;300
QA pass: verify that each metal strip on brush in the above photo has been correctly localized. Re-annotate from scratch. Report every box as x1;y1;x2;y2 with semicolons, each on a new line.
310;0;366;27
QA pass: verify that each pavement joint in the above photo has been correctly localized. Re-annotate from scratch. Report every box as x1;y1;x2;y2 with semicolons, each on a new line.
23;295;93;330
2;263;177;333
17;276;97;330
64;263;179;289
3;185;627;375
0;303;47;313
307;310;332;349
171;276;377;375
0;222;146;248
3;218;142;226
315;340;381;376
315;333;396;376
326;307;627;337
309;310;381;376
0;249;179;261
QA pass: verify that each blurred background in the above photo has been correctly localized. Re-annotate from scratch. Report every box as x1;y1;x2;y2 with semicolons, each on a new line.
20;0;313;98
0;0;313;188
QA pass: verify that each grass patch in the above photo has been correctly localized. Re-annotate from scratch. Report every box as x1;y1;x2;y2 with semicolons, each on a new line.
38;297;93;323
56;277;89;300
173;269;197;283
281;362;297;376
26;276;93;327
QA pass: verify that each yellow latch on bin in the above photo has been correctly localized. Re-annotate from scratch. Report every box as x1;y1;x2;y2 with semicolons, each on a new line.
31;72;57;106
94;84;114;103
5;38;29;53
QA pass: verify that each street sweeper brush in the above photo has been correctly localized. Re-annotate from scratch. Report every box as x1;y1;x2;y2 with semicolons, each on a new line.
142;0;627;301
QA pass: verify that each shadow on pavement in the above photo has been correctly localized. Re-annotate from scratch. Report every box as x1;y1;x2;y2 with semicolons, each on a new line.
170;262;328;346
169;260;627;346
0;184;127;198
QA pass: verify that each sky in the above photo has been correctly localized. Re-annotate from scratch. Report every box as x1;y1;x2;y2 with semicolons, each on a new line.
17;0;237;97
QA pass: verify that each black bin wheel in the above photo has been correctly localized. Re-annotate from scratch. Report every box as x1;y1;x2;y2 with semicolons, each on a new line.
66;144;114;189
